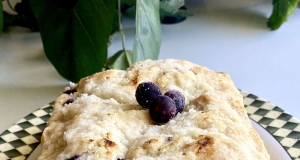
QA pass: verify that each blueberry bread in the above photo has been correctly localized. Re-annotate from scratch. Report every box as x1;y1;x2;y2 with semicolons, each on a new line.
38;59;269;160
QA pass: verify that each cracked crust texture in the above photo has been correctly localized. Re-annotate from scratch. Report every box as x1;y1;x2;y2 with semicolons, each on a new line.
38;59;269;160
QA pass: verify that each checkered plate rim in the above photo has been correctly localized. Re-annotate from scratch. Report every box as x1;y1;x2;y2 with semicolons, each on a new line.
0;90;299;160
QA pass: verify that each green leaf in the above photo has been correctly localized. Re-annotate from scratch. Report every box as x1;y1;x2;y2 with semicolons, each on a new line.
111;9;119;34
125;5;136;18
29;0;117;82
267;0;300;30
106;50;133;70
0;2;3;34
132;0;162;63
121;0;135;5
160;0;184;16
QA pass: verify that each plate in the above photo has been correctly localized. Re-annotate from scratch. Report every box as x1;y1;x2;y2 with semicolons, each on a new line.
0;90;299;160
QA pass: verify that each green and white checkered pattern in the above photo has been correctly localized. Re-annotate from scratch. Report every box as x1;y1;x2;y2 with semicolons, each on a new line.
0;92;299;160
241;91;300;160
0;103;53;160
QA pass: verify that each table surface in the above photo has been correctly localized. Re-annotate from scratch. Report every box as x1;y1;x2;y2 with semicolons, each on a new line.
1;0;300;134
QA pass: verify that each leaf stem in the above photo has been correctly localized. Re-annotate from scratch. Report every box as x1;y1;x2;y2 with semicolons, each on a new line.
118;0;126;51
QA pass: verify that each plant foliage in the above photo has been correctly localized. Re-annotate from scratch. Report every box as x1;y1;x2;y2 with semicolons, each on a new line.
29;0;117;82
132;0;162;63
268;0;300;30
106;50;133;70
1;0;299;82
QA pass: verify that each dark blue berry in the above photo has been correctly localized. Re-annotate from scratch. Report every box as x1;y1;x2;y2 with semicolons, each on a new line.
149;95;177;123
135;82;162;108
66;155;80;160
63;88;77;95
164;90;185;114
63;98;74;106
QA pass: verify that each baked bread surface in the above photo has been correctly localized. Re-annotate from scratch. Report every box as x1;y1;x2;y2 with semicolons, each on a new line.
38;59;269;160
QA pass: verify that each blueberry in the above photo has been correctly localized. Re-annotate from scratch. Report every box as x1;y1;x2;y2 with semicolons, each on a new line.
63;98;74;106
149;95;177;123
135;82;162;108
66;155;80;160
63;88;77;95
164;90;185;114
